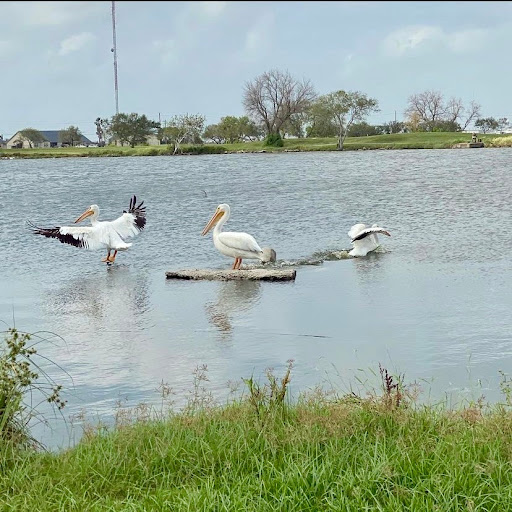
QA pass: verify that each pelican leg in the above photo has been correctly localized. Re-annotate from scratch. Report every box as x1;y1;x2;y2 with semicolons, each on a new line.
235;258;243;270
108;250;118;263
101;250;111;263
232;258;239;270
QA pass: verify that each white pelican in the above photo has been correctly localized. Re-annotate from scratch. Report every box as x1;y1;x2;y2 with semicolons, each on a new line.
201;203;269;269
348;223;391;257
30;195;146;264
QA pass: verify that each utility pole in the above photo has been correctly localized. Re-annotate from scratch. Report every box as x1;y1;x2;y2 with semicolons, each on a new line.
111;1;119;115
394;111;397;123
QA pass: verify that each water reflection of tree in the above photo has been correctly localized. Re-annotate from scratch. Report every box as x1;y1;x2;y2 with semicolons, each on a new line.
205;280;262;339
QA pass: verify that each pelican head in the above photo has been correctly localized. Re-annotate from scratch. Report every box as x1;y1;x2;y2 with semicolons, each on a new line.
75;204;99;223
201;203;230;235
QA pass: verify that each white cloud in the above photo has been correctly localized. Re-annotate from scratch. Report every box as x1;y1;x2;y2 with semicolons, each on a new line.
57;32;96;56
382;25;443;56
382;25;488;57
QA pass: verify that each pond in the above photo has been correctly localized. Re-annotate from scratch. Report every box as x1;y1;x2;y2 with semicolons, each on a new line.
1;148;511;448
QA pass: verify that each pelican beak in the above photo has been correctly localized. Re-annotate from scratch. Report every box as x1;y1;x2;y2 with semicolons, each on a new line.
201;209;223;236
383;231;391;237
75;208;94;223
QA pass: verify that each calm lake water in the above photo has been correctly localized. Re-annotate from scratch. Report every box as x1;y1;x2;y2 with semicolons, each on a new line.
1;149;511;449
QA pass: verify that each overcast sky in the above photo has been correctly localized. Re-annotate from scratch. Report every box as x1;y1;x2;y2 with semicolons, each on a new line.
1;1;511;141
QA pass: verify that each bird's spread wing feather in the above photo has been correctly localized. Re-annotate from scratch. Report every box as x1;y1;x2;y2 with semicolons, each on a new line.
28;222;105;250
351;227;391;242
109;195;146;239
218;231;263;253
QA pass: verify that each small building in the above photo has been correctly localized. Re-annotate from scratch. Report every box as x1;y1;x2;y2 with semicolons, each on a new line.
6;130;93;149
0;135;7;149
113;133;161;147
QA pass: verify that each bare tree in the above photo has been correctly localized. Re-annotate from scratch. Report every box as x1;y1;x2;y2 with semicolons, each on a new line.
461;101;481;130
446;97;464;123
405;90;446;130
406;90;481;132
243;69;316;137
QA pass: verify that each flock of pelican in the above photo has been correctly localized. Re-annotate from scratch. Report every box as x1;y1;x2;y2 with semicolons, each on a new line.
30;196;391;266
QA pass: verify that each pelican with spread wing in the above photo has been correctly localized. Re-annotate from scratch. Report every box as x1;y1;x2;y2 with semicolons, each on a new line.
30;195;146;264
348;223;391;257
201;203;271;269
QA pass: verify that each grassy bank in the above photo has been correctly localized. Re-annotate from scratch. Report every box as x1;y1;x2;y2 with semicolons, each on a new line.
1;365;512;511
0;132;506;159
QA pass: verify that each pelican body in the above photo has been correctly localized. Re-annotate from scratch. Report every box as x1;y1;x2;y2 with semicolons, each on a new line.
201;204;268;269
348;223;391;257
30;195;146;264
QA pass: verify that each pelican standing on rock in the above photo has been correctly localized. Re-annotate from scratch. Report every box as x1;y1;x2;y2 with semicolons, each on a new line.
30;195;146;264
201;204;272;269
348;223;391;257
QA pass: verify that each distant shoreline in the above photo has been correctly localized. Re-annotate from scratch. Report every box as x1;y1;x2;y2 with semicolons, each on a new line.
1;132;509;159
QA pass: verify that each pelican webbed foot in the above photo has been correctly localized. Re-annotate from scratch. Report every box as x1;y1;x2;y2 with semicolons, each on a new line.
107;250;118;263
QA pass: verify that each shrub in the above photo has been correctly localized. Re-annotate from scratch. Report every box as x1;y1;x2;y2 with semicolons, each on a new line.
0;328;66;448
263;133;284;147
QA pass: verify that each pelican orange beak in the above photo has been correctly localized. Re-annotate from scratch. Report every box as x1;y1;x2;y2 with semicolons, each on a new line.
75;208;94;224
201;209;224;236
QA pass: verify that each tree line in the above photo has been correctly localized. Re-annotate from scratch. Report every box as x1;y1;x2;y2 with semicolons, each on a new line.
17;69;507;151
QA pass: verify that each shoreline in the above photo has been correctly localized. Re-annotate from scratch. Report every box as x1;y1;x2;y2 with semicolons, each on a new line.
1;132;509;159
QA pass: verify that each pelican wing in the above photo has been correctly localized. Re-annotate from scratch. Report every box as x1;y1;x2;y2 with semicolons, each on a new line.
29;222;106;250
109;195;146;239
348;223;367;239
218;231;263;253
351;227;391;243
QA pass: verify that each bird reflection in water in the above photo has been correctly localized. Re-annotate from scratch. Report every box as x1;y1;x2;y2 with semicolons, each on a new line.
44;265;151;329
205;280;262;339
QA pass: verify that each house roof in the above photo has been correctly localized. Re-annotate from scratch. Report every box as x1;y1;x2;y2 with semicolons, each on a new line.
39;130;93;144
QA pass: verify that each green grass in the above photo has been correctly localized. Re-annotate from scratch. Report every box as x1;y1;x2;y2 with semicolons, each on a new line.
0;132;505;159
1;375;512;511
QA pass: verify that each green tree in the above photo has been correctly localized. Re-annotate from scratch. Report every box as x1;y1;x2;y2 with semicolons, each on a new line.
497;117;509;132
281;113;308;138
203;124;224;144
475;117;499;134
382;121;406;134
310;90;379;150
237;116;263;141
347;122;382;137
19;128;46;148
306;117;338;137
59;126;82;146
110;113;160;148
161;114;205;154
218;116;241;143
